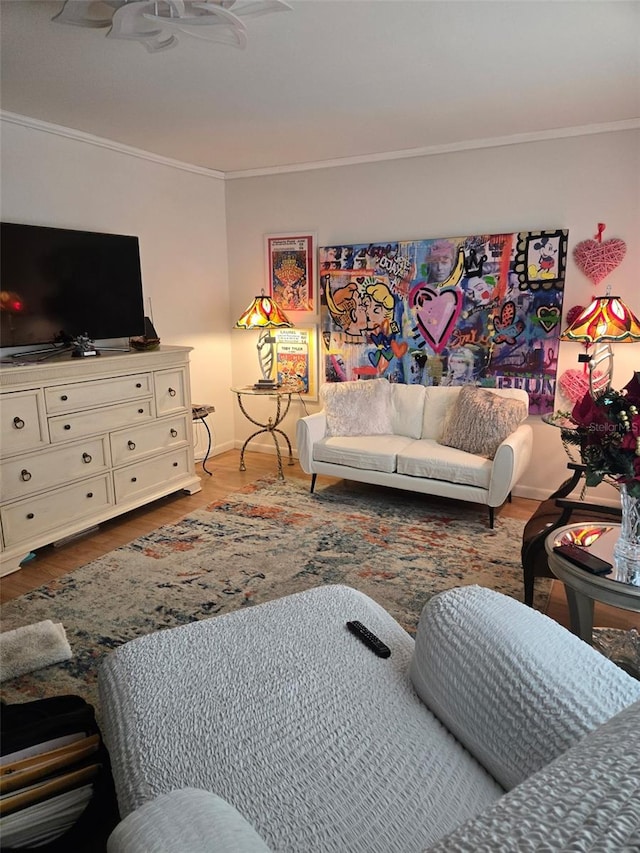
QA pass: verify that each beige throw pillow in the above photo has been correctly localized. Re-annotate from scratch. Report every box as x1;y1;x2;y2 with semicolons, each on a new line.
440;385;527;458
321;380;393;437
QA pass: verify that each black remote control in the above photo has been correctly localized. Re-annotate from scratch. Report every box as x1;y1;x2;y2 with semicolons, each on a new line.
346;621;391;658
553;543;612;575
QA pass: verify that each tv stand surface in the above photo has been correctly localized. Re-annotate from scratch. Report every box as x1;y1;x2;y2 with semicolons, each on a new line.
0;346;202;577
6;338;132;363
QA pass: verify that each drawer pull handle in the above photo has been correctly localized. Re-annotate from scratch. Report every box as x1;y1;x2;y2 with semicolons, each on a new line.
61;394;68;401
128;440;136;450
170;428;178;437
173;462;178;467
138;408;144;414
82;452;92;463
136;383;142;389
131;476;137;483
87;492;93;498
26;512;34;520
168;387;177;397
13;416;25;430
64;424;71;431
20;469;32;482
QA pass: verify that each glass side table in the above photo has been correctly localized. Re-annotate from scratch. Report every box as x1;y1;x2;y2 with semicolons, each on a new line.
231;386;297;480
545;522;640;643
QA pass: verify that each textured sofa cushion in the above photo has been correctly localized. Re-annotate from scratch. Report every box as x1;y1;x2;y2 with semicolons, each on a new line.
410;586;640;792
428;699;640;852
439;386;527;458
313;434;415;473
321;380;393;437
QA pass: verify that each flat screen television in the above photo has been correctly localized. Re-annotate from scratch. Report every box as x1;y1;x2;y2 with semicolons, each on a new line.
1;222;146;352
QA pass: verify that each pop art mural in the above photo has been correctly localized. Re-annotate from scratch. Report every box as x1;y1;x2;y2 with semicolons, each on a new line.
319;230;568;414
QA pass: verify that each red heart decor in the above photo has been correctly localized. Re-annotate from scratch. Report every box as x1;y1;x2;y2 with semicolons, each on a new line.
573;238;626;286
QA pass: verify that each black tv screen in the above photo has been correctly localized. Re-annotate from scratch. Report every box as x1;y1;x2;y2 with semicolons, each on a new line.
1;222;146;349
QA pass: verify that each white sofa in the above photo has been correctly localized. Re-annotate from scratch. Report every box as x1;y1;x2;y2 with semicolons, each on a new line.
296;380;533;527
99;584;640;852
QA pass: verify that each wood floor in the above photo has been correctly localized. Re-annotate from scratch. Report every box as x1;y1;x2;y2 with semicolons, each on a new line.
2;450;639;636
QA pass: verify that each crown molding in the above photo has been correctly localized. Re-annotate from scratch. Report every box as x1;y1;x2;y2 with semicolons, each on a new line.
0;111;226;180
2;110;638;180
225;119;640;179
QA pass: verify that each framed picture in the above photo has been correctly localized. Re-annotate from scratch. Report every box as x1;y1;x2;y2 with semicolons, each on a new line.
265;232;316;315
274;325;318;400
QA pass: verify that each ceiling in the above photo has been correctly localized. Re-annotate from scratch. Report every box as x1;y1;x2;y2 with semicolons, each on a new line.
1;1;639;175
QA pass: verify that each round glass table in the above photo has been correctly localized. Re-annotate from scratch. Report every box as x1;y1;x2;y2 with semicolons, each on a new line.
545;522;640;644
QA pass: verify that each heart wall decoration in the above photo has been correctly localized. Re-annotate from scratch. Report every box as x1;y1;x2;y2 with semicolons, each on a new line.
573;223;626;286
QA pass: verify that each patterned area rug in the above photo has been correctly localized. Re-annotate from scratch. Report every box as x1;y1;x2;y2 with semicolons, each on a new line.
0;478;546;710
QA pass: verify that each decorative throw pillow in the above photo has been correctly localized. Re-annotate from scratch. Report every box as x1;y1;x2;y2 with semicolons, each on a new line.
439;385;527;458
321;380;393;437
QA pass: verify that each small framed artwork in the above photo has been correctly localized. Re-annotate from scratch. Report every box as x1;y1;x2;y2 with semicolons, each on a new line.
265;232;316;315
274;325;318;400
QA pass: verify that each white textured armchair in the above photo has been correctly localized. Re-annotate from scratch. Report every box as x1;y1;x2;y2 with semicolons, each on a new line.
100;584;640;852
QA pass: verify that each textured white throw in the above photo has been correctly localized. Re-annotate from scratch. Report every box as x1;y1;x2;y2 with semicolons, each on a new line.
0;620;72;682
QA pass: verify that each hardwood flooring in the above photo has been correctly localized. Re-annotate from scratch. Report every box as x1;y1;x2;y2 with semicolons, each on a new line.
2;450;638;637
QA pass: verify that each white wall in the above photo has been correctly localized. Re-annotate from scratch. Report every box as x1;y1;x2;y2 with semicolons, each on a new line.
226;129;640;502
0;119;235;455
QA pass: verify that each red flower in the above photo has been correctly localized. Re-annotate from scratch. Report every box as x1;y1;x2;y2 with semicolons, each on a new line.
621;371;640;407
571;391;609;429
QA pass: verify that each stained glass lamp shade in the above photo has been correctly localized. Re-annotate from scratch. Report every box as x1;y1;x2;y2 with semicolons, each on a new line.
234;293;292;388
560;295;640;396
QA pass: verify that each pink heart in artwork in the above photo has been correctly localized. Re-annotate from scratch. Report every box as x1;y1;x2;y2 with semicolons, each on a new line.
409;284;462;354
573;238;626;286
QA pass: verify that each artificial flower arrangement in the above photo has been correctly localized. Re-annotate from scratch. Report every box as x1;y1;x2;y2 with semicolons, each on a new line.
558;372;640;499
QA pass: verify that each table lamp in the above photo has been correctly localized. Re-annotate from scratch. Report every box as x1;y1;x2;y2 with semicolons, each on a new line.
234;291;293;389
560;288;640;397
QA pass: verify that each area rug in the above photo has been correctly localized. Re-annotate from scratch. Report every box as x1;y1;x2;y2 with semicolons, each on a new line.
0;477;546;710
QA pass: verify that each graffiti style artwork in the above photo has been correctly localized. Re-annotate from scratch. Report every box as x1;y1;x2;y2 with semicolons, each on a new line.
319;230;568;414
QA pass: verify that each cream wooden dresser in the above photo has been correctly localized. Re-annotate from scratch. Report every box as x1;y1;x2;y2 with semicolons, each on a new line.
0;346;201;577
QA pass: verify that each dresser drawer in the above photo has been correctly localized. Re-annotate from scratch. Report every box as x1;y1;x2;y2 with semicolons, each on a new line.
110;415;189;466
154;368;187;416
49;400;153;443
45;373;153;414
114;448;191;503
1;474;113;547
0;390;47;456
0;436;110;502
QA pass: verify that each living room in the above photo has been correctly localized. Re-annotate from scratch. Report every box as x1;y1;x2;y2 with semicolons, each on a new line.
1;2;639;850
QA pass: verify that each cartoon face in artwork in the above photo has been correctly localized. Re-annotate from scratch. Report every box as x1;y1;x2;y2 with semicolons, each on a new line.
442;346;477;385
492;300;525;345
424;239;457;283
325;276;395;339
466;276;494;308
527;235;560;280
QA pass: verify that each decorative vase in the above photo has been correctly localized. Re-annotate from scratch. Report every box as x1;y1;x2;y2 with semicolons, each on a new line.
613;484;640;586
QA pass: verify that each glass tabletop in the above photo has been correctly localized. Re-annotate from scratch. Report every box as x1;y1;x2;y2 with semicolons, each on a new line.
551;523;633;586
230;385;301;396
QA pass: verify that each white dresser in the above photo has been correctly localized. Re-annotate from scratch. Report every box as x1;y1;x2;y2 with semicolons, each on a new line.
0;346;201;577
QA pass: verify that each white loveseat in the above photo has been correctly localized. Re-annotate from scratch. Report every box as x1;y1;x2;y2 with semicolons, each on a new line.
100;584;640;853
296;380;533;527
